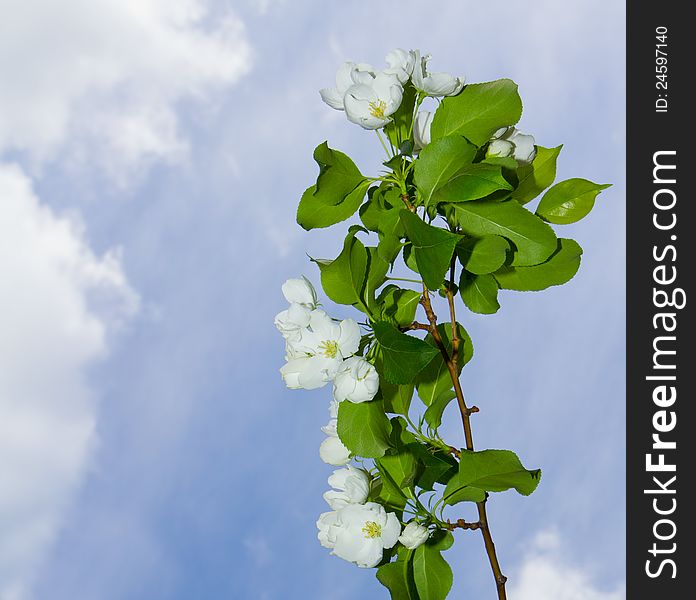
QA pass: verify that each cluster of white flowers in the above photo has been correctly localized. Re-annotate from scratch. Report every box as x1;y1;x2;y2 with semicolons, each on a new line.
276;277;379;399
275;276;380;466
276;277;432;567
320;48;464;131
317;466;431;567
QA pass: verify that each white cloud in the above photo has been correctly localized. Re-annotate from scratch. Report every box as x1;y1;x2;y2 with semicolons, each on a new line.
508;530;625;600
0;0;252;177
0;163;138;600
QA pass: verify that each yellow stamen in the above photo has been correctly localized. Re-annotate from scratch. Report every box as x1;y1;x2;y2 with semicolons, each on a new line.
368;100;387;119
319;340;339;359
362;521;382;539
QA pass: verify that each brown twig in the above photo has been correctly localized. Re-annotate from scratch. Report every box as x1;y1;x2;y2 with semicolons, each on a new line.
400;193;416;212
418;266;508;599
445;518;482;531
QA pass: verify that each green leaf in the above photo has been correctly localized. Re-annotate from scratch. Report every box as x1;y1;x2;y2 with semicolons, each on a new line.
385;83;418;149
536;178;611;224
494;238;583;291
442;471;487;505
376;560;414;600
432;164;513;203
446;199;557;266
459;273;500;314
373;321;441;385
402;243;420;274
416;323;472;407
337;398;393;459
430;79;523;146
297;142;369;229
423;390;457;431
457;449;542;496
365;246;391;308
378;447;418;492
377;549;420;600
512;145;562;205
315;230;368;309
457;235;509;275
414;135;477;207
400;210;460;291
413;536;453;600
483;155;519;170
410;443;457;491
360;186;406;264
378;286;422;327
380;380;415;416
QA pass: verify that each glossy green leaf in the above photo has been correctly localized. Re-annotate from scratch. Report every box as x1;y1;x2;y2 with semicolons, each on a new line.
442;471;487;505
536;178;611;224
423;390;457;431
457;235;510;275
457;449;542;495
402;243;420;275
297;142;369;229
400;210;460;291
432;164;513;203
385;83;418;149
376;560;414;600
373;321;440;385
413;535;454;600
494;238;583;291
410;443;458;491
446;199;557;266
380;381;415;416
430;79;523;146
512;145;562;205
360;186;406;263
378;447;418;491
377;549;419;600
378;286;422;327
416;322;472;407
414;135;477;207
314;230;368;309
459;273;500;314
337;398;393;458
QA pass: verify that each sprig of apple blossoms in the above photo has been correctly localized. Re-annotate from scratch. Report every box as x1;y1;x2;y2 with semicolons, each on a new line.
279;48;610;600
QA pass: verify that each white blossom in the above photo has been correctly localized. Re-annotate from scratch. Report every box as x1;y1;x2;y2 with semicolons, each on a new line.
323;465;370;510
320;399;351;466
398;522;430;550
411;50;464;97
344;72;404;130
487;127;537;164
316;502;401;568
317;510;343;549
274;302;312;343
384;48;415;84
280;310;360;390
281;276;317;308
320;62;377;110
332;356;379;404
413;110;434;152
320;435;352;466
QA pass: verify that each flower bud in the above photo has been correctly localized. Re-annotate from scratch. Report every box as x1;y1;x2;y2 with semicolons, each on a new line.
332;357;379;404
486;138;514;159
398;522;430;549
413;111;434;152
319;435;351;466
281;276;317;308
323;466;370;509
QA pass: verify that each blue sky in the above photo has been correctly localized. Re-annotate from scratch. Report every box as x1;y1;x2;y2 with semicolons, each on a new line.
0;1;625;599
